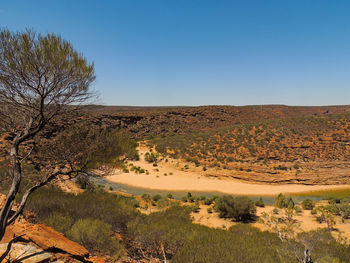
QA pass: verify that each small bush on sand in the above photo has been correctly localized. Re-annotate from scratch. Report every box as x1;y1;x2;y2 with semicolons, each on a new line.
215;196;256;222
302;199;314;210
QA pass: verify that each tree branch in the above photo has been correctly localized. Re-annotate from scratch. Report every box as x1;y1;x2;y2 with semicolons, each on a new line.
0;234;24;262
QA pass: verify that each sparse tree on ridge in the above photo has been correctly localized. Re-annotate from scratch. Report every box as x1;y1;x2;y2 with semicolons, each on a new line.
0;28;96;259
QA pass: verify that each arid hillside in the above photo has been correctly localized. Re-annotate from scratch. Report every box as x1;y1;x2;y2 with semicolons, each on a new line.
2;104;350;185
79;105;350;185
80;104;350;139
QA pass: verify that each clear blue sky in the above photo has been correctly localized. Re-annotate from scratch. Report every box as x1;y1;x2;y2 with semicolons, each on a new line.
1;1;350;106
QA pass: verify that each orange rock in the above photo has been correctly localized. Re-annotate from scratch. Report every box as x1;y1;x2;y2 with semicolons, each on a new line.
0;226;15;244
11;221;89;258
88;256;106;263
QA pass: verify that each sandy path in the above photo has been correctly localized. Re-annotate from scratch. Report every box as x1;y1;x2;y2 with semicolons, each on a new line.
106;146;350;196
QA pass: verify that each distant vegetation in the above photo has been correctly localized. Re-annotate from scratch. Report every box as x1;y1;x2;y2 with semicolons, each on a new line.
149;114;350;173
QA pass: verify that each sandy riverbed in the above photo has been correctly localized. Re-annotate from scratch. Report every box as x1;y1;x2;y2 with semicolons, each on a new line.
107;172;350;196
106;146;350;196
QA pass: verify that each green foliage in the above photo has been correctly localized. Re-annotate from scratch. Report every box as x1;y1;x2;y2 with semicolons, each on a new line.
27;187;139;231
142;193;151;202
43;212;73;234
275;193;287;208
215;196;256;222
255;197;265;208
144;152;159;163
302;199;314;210
152;194;162;202
192;202;200;213
75;175;94;190
335;203;350;222
128;205;193;260
68;219;123;257
297;229;350;262
286;197;295;209
26;187;138;256
275;194;294;209
173;225;296;263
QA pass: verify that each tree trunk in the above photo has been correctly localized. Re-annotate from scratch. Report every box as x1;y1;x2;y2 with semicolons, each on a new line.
161;244;167;263
0;143;21;242
303;248;312;263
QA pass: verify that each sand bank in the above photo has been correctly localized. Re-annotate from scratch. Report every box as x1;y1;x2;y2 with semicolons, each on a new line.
106;172;350;196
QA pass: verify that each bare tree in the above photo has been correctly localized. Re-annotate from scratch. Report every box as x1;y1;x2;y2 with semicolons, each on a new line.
0;28;95;248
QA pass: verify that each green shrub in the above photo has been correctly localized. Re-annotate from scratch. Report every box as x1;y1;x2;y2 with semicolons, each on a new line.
181;196;188;202
274;194;294;209
75;175;91;189
152;194;162;202
255;197;265;208
43;212;73;234
27;187;139;231
192;202;200;213
145;152;159;163
68;219;123;256
142;193;151;202
128;205;193;260
286;197;295;209
294;206;303;214
302;199;314;210
173;225;294;263
204;199;213;205
273;208;279;214
275;193;287;208
215;196;256;222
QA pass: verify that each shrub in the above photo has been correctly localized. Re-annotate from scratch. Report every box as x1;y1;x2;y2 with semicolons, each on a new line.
68;219;123;256
152;194;162;202
142;193;151;202
302;199;314;210
75;175;92;189
294;206;303;214
128;206;193;260
286;197;295;209
204;199;213;205
27;187;139;231
215;196;256;222
43;212;72;234
173;225;295;263
192;203;200;213
145;152;159;163
275;193;286;208
255;197;265;208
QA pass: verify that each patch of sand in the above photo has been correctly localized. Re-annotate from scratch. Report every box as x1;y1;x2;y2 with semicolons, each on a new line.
192;204;350;240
